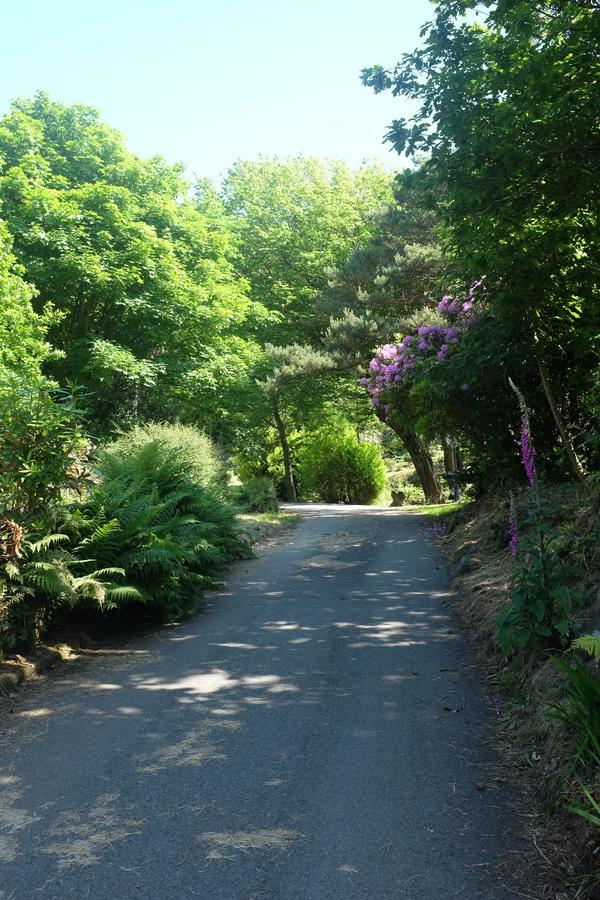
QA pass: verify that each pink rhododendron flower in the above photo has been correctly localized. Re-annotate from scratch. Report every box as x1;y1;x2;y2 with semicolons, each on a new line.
359;283;483;415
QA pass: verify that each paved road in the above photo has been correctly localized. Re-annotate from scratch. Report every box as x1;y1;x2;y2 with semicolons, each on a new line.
1;505;521;899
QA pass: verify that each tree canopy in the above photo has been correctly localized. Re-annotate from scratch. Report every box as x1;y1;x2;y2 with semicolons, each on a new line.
0;93;256;430
362;0;600;479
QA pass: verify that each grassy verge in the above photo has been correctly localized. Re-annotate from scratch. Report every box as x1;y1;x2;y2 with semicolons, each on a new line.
422;488;600;898
408;500;469;517
236;511;300;545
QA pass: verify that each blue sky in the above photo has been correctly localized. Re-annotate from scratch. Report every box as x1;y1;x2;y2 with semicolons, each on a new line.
2;0;435;182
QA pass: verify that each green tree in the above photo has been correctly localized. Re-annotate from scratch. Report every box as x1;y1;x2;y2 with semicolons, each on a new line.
0;93;256;431
218;157;392;344
260;344;341;501
362;0;600;479
0;228;86;519
211;157;393;496
316;173;448;501
0;224;55;381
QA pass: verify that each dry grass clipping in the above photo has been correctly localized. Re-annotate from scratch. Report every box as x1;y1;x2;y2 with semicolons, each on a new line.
0;773;38;863
40;793;143;870
197;828;302;855
137;720;240;774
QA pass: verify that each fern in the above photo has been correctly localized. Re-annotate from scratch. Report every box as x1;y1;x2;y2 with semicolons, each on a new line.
105;585;143;604
0;422;249;640
71;576;107;605
572;634;600;664
68;425;250;619
26;533;69;554
91;567;127;578
24;562;73;600
80;518;121;548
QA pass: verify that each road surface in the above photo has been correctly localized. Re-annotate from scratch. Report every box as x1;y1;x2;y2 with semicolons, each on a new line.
1;505;521;899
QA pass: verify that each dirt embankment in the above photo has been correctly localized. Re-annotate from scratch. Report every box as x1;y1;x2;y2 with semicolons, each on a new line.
443;488;600;899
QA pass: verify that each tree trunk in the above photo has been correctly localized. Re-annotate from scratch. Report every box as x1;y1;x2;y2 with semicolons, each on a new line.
441;434;457;475
441;434;462;501
455;445;464;471
536;356;586;483
272;395;297;502
388;418;444;503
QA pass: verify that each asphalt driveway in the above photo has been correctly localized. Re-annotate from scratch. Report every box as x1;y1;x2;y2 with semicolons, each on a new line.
0;505;521;899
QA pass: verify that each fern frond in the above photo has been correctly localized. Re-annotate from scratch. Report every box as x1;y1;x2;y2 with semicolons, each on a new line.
80;518;121;548
72;577;106;604
572;634;600;664
25;533;69;554
105;585;143;603
3;561;21;579
182;571;211;585
90;567;126;579
23;564;71;600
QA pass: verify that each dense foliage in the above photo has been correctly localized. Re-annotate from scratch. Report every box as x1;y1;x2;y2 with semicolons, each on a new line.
232;477;279;514
0;424;249;648
362;0;599;480
69;425;248;619
298;422;386;504
208;157;394;496
0;93;257;431
0;228;87;519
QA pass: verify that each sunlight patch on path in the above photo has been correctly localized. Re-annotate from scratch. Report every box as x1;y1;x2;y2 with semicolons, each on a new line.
320;531;370;551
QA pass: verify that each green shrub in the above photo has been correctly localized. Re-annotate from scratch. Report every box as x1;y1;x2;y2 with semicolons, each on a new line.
1;424;246;649
298;425;386;504
0;375;88;520
552;655;600;773
70;425;249;619
106;422;229;493
233;477;279;513
550;651;600;894
0;236;86;524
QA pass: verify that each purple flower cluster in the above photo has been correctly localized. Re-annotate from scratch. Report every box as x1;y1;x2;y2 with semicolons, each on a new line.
520;416;537;487
361;286;480;424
